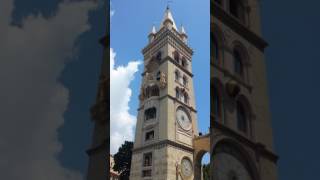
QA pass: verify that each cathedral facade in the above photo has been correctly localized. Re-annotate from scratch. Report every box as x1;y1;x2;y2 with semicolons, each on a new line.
211;0;278;180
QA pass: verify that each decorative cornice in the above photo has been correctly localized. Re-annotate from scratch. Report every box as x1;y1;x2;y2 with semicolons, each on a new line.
211;3;268;52
163;94;197;113
211;61;253;91
132;139;194;154
137;94;197;113
142;28;193;55
141;56;194;78
212;120;279;163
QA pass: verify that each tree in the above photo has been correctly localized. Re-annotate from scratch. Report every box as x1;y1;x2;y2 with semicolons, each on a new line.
202;164;210;180
113;141;133;180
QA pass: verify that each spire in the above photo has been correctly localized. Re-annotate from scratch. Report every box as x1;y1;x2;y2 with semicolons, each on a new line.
180;25;187;35
160;6;178;31
150;25;157;34
148;25;156;42
180;24;188;44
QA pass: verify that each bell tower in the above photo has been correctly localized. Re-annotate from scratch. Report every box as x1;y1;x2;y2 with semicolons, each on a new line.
211;0;278;180
130;7;199;180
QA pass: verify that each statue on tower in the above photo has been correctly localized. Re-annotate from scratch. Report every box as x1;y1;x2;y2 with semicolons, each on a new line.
159;71;167;89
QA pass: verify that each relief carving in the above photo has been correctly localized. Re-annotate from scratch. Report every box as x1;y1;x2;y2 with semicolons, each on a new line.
159;71;167;89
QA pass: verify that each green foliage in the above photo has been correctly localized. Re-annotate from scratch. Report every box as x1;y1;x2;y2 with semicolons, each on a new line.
202;164;210;180
113;141;133;180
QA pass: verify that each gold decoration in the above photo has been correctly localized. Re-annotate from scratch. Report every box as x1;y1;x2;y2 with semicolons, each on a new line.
145;72;153;81
139;86;145;100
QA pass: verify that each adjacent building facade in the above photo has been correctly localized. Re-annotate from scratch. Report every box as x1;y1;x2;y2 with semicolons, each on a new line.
211;0;278;179
86;35;108;180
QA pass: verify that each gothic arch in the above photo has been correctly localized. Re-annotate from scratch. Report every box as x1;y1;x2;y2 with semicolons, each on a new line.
193;134;210;180
145;84;160;98
211;77;227;124
231;40;250;82
211;24;226;66
235;94;252;117
228;0;250;25
232;40;250;65
236;94;254;137
211;137;260;180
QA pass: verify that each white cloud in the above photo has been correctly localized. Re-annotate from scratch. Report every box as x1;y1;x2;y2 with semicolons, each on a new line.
110;48;141;154
0;0;97;180
110;1;114;17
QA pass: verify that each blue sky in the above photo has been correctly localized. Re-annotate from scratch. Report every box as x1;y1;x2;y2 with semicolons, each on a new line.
110;0;210;162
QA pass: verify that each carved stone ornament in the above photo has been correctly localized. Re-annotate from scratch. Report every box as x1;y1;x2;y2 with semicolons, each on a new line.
139;86;145;101
159;72;167;89
145;72;154;81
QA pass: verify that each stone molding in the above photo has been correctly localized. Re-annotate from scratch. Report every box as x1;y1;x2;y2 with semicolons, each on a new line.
132;139;194;154
212;120;279;163
211;3;268;52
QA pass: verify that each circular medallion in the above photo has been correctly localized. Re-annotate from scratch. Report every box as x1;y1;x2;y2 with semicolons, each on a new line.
181;157;193;177
176;107;192;130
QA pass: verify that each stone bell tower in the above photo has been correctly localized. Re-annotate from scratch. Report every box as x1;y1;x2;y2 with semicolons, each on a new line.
129;6;199;180
211;0;278;180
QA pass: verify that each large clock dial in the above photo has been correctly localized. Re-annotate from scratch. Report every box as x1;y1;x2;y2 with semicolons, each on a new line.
181;157;193;177
212;152;252;180
176;107;192;130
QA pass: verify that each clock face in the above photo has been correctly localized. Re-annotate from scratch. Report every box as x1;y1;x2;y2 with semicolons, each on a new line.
181;158;193;177
212;152;252;180
176;107;192;130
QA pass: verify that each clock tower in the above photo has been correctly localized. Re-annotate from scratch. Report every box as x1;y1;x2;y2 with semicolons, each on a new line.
129;7;199;180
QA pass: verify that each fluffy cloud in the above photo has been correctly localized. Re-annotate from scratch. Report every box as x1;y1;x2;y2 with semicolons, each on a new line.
0;0;97;179
110;48;141;154
110;10;115;17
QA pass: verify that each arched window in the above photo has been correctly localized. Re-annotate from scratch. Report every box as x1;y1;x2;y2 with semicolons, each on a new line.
175;87;180;99
236;101;247;133
156;51;162;61
145;107;156;121
212;86;224;122
183;76;188;86
181;57;188;69
146;85;159;98
173;51;180;63
145;130;154;141
156;71;161;81
184;92;189;104
175;70;180;81
143;153;152;167
229;0;246;23
233;49;244;77
151;85;159;96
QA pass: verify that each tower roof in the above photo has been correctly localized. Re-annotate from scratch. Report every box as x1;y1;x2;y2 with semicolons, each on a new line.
180;25;187;35
150;25;157;35
160;6;178;31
